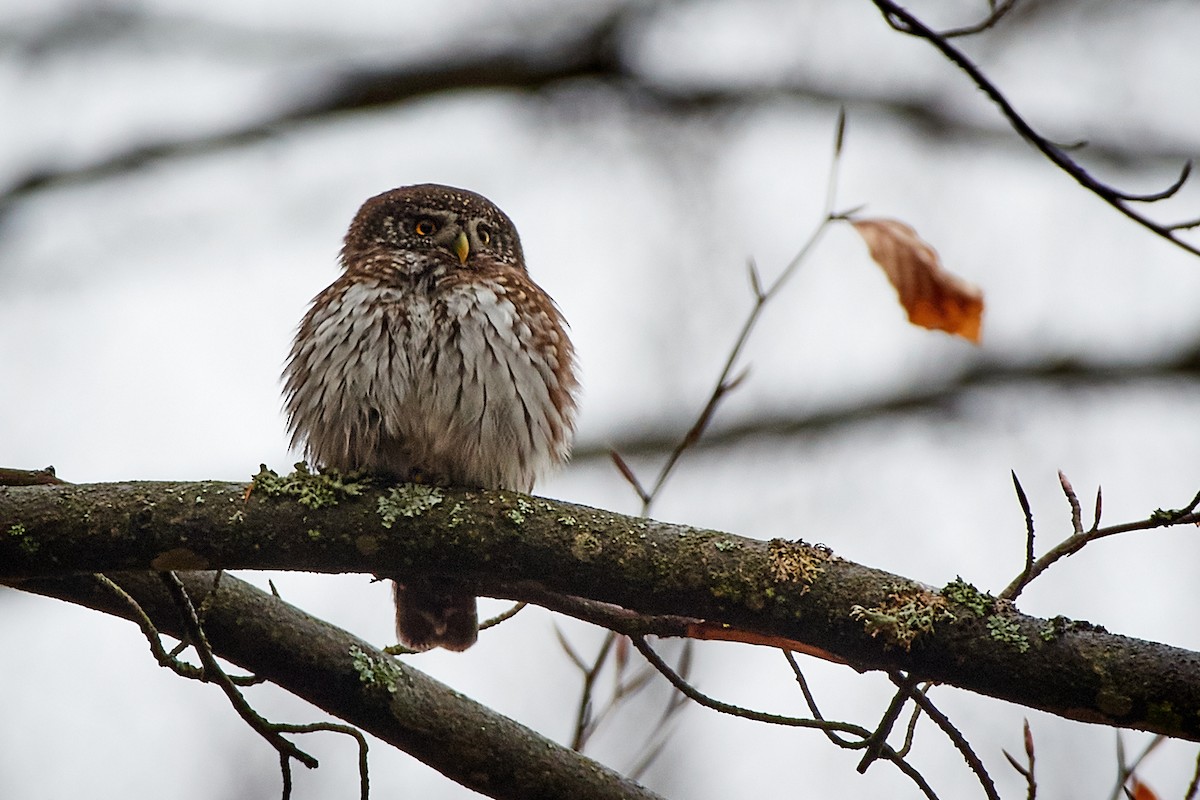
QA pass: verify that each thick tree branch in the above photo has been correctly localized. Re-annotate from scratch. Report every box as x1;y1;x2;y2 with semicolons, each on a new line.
15;569;663;800
3;479;1200;742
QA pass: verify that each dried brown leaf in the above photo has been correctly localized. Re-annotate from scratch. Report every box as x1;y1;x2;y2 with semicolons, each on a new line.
850;217;984;343
1129;777;1160;800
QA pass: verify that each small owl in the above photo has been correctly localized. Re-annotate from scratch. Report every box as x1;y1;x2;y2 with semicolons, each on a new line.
283;184;578;650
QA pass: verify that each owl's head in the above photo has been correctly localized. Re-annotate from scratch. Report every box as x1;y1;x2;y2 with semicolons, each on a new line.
342;183;525;275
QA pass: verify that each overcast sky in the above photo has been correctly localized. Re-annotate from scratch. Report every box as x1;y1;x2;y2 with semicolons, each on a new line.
3;2;1200;798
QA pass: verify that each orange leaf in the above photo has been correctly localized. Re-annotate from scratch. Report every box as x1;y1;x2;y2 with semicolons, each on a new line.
1128;777;1160;800
850;217;984;343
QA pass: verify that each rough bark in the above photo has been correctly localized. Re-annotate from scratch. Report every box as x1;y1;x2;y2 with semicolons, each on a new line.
3;478;1200;744
18;570;662;800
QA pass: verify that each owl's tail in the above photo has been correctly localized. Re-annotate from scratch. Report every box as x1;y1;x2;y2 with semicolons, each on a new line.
394;581;478;651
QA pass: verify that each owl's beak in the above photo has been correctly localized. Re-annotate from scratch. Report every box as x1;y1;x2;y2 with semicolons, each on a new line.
453;230;470;265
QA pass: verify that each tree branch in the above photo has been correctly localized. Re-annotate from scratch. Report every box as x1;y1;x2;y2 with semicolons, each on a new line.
870;0;1200;259
3;478;1200;741
15;569;663;800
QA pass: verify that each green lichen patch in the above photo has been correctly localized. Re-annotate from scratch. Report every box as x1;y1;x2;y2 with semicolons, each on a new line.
252;462;369;509
7;523;37;556
1037;614;1099;642
557;514;577;527
445;502;468;528
850;584;956;651
377;484;444;528
986;614;1030;653
349;645;403;694
505;499;535;526
941;576;996;617
767;538;830;591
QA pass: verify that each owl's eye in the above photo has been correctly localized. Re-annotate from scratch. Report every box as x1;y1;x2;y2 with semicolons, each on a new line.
476;224;492;246
414;218;438;236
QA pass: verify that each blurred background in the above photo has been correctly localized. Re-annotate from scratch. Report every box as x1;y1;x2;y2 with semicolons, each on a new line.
3;1;1200;797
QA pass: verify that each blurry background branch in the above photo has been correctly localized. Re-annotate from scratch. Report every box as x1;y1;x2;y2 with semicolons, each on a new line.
3;1;1198;215
576;350;1200;463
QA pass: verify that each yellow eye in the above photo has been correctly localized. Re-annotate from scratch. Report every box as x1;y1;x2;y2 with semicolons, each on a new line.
414;219;437;236
477;225;492;245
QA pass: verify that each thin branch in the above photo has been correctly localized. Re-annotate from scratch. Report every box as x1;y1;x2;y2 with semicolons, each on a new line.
939;0;1020;38
616;109;847;517
278;722;371;800
568;630;617;751
1185;747;1200;800
871;0;1200;260
1008;470;1036;593
93;573;206;681
632;637;866;736
857;673;919;773
480;601;526;632
631;636;940;799
628;645;692;780
889;672;1000;800
1109;732;1165;800
1001;487;1200;600
1114;160;1192;203
1001;719;1037;800
781;649;862;748
1060;471;1084;535
157;571;320;771
897;694;924;759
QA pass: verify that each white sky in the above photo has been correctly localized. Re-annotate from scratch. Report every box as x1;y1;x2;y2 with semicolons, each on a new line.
2;2;1199;798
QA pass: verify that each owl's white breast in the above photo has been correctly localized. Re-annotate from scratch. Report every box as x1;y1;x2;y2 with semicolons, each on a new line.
284;274;572;492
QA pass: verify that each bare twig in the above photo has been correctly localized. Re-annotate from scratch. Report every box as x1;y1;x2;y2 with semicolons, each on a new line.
1009;470;1036;601
857;673;919;773
1001;719;1037;800
1109;732;1165;800
781;649;860;748
614;108;848;517
1060;471;1084;535
156;572;320;771
577;112;853;776
1185;747;1200;800
889;672;1000;800
870;0;1200;260
1001;487;1200;601
278;722;370;800
94;573;206;681
627;645;693;780
631;636;940;799
939;0;1020;38
895;681;933;760
480;601;527;632
564;629;616;750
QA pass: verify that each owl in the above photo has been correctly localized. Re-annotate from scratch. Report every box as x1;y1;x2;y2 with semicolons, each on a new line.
283;184;578;650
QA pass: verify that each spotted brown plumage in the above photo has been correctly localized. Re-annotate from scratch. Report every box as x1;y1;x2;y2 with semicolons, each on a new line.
283;184;578;650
